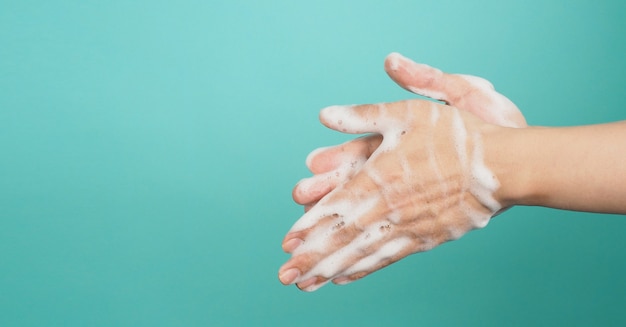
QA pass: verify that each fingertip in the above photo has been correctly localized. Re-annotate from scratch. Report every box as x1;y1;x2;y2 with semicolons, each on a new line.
292;178;309;204
305;146;329;172
384;52;405;72
278;267;300;285
295;276;317;290
319;105;349;123
319;105;356;133
292;175;334;205
332;276;353;285
281;230;306;250
297;277;329;292
385;56;448;101
320;104;382;134
385;52;400;71
282;237;303;253
306;146;344;174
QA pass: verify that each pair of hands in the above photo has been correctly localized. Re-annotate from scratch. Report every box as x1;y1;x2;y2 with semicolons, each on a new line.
279;53;527;292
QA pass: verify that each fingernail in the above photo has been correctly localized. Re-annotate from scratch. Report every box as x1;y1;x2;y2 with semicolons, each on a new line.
296;276;318;290
302;280;330;292
282;238;303;253
332;276;352;285
279;268;300;285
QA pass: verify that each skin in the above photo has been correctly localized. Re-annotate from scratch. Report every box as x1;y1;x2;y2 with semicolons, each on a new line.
279;53;626;292
293;53;527;212
491;122;626;213
281;99;505;292
279;53;527;291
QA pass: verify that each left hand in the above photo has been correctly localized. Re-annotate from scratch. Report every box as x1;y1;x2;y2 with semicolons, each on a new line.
279;99;506;291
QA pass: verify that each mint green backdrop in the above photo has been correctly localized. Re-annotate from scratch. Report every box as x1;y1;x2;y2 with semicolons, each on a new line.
1;1;625;326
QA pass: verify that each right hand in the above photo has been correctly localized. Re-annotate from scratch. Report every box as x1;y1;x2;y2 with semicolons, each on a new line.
292;52;527;210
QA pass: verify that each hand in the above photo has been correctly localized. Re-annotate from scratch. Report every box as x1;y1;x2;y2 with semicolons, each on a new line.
280;53;527;291
292;53;526;211
279;99;506;291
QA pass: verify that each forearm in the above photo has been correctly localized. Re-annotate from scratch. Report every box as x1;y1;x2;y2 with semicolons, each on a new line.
489;122;626;214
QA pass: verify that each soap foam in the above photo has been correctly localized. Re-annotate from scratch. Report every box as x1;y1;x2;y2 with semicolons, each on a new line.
366;168;403;224
291;195;380;253
451;108;468;169
300;224;387;281
321;105;367;134
343;236;412;276
458;75;520;128
469;131;501;213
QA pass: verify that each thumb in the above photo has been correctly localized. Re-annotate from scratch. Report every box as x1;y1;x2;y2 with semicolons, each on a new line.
384;52;527;128
384;52;450;102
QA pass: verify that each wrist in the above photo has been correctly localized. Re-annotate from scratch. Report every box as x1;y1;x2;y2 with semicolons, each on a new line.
483;125;537;209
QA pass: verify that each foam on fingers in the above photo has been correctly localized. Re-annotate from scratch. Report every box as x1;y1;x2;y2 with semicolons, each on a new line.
385;52;448;101
385;53;527;129
320;104;398;134
305;146;335;173
292;174;336;205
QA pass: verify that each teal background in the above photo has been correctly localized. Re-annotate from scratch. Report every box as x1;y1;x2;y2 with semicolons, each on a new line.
1;1;625;326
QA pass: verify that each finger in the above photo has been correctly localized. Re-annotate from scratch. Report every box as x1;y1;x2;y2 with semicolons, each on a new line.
306;134;382;174
297;276;330;292
304;202;315;212
281;202;353;254
293;171;345;205
332;236;418;285
316;228;416;288
292;171;343;205
281;230;307;253
385;52;497;106
385;52;452;102
342;236;415;277
297;135;383;205
319;102;415;135
281;194;388;285
305;146;338;174
295;149;378;206
279;227;355;285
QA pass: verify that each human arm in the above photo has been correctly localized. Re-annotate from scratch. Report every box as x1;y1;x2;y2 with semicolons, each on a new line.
491;121;626;213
